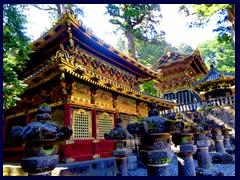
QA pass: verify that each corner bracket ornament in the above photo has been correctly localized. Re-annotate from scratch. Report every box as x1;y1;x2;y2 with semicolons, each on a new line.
53;44;73;63
156;69;163;80
58;63;65;80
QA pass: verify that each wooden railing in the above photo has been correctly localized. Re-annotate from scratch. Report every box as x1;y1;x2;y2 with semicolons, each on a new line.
159;95;235;114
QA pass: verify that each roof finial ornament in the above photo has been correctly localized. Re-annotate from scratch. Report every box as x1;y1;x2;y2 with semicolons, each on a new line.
60;44;65;51
64;4;77;19
210;57;216;69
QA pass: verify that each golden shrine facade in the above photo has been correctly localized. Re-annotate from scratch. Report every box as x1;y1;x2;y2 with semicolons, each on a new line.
194;64;235;100
152;48;208;104
3;9;176;163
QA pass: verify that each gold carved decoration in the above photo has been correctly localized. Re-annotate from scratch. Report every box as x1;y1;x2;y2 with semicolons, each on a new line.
53;44;73;62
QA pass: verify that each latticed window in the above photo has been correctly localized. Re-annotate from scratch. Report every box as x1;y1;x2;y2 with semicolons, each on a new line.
72;109;92;138
97;112;114;138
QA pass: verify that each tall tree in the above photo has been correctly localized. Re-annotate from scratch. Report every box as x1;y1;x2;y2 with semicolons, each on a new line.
170;42;194;54
135;37;166;66
117;36;167;66
105;4;164;59
116;36;167;96
198;38;235;74
3;4;32;109
179;4;235;47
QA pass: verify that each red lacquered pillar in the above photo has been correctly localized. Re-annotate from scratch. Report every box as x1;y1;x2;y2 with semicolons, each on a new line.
62;103;72;161
92;109;97;156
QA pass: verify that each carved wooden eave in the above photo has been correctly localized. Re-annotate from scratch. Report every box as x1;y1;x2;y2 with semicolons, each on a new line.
58;56;177;109
151;47;208;94
194;65;235;93
194;77;235;93
21;10;178;110
29;10;158;83
23;59;61;90
152;48;208;75
23;44;177;109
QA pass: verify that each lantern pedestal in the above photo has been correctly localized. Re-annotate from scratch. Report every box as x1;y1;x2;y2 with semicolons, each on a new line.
140;133;174;176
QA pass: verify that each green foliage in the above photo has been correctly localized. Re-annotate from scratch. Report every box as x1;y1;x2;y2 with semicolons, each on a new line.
116;36;127;53
205;106;212;111
198;38;235;74
180;4;235;46
116;35;166;66
135;38;166;66
196;106;203;111
30;4;84;24
3;4;32;109
106;4;164;58
140;80;157;96
170;42;194;54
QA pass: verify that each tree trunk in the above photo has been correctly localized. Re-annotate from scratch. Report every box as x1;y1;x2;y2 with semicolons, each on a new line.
56;4;62;19
125;29;136;59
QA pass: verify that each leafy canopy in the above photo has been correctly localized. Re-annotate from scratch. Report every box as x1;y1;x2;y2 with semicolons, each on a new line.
31;4;84;23
198;38;235;74
3;4;32;109
179;4;235;46
106;4;164;58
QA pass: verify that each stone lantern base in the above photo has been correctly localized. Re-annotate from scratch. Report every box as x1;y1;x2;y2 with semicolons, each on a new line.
21;155;59;176
140;149;174;176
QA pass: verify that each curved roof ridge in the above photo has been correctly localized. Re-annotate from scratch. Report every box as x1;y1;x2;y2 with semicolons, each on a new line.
151;47;197;70
30;11;71;47
30;9;159;77
193;64;235;87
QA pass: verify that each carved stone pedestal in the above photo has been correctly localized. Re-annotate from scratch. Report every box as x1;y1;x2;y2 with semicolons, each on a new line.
140;133;174;176
112;140;132;176
212;129;225;153
21;139;59;176
18;104;72;176
178;144;197;176
174;133;196;176
223;134;232;148
195;131;212;169
195;131;223;176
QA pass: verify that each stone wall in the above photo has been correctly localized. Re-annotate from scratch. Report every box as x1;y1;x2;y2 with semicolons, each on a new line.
205;106;235;129
163;105;235;139
204;106;235;138
52;157;116;176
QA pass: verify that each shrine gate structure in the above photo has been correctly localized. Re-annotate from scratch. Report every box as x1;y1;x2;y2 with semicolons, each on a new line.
152;48;208;104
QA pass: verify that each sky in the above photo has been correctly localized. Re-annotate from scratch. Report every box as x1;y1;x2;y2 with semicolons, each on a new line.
24;4;218;49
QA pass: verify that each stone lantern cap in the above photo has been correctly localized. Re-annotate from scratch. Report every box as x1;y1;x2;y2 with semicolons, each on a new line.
10;103;73;142
104;117;133;140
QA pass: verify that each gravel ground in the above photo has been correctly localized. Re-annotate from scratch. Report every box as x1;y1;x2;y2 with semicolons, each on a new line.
128;154;235;176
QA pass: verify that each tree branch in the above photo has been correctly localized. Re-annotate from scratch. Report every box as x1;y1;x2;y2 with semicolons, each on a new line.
132;15;145;27
32;4;58;11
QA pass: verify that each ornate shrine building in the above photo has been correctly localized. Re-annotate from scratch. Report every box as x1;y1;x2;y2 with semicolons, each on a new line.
193;64;235;101
3;9;176;163
152;48;208;105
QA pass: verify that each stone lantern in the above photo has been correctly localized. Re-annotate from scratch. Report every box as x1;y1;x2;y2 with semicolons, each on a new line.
127;103;174;176
194;130;223;176
11;104;72;176
104;117;133;176
221;125;233;149
165;119;197;176
211;127;226;154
